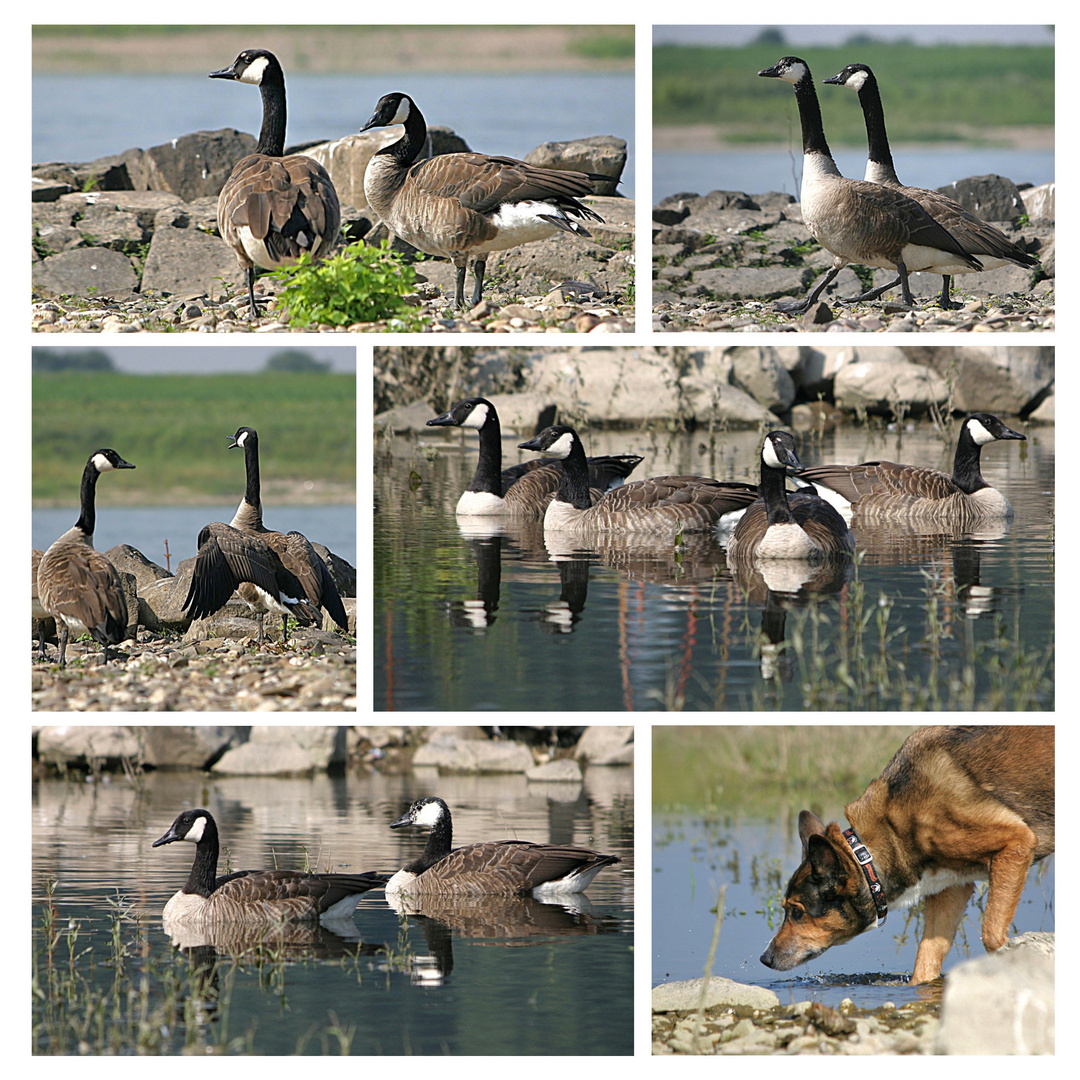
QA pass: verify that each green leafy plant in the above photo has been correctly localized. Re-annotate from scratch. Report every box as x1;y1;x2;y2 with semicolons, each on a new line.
270;240;425;328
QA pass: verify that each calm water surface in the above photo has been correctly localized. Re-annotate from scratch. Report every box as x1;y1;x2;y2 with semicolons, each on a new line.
375;421;1054;711
32;72;636;198
654;146;1053;202
32;503;356;567
652;811;1054;1010
32;765;633;1055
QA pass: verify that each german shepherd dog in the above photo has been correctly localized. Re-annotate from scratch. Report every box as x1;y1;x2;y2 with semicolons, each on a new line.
761;726;1054;984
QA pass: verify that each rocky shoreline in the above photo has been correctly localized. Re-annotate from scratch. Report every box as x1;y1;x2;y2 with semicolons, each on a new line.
32;127;633;334
652;933;1054;1055
652;177;1054;333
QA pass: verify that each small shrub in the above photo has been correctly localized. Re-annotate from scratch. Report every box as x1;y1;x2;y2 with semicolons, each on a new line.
271;240;424;328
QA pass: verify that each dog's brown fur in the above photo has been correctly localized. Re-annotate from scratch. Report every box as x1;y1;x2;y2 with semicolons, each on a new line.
761;726;1054;984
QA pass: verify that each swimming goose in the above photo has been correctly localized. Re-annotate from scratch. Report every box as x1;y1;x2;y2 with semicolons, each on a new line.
210;49;341;317
37;449;135;666
758;57;980;313
823;63;1039;309
795;413;1027;525
227;426;349;637
386;796;620;897
359;92;609;309
427;397;642;517
153;808;388;924
518;425;759;536
726;431;855;561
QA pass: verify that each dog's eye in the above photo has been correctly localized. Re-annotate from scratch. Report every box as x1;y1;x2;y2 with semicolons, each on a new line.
789;908;804;922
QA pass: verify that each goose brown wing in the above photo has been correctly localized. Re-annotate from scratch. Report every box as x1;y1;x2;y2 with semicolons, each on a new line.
410;154;603;219
472;841;618;893
40;544;128;644
801;462;960;503
214;869;387;907
271;531;349;630
183;523;306;620
598;475;759;514
220;154;340;262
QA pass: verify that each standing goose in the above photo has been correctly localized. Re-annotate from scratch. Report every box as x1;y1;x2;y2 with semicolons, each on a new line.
518;425;760;536
758;57;981;313
386;796;620;897
210;49;341;318
427;397;643;517
37;449;135;666
360;92;609;309
153;808;388;924
726;432;854;561
227;426;349;636
823;63;1039;309
795;413;1027;525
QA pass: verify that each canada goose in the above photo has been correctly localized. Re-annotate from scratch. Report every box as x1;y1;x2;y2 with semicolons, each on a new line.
726;432;855;561
518;425;759;536
427;397;643;517
386;796;620;897
210;49;341;318
227;426;349;636
795;413;1027;525
153;808;388;924
758;57;981;314
37;449;135;667
359;92;609;309
182;429;348;644
823;63;1039;309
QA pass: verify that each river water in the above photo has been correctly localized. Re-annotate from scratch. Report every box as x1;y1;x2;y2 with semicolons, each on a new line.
375;418;1053;712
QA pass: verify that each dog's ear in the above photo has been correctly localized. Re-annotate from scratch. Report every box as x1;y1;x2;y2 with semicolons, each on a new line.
806;832;846;884
797;810;827;858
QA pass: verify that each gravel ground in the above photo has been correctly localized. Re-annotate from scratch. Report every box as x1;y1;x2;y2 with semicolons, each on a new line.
32;630;356;712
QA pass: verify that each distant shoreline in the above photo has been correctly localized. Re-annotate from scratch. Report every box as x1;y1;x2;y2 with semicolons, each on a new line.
653;123;1055;153
32;25;634;75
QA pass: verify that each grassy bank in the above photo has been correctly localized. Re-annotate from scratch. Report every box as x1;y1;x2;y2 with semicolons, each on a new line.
653;726;919;815
654;43;1053;144
32;373;356;504
33;25;634;74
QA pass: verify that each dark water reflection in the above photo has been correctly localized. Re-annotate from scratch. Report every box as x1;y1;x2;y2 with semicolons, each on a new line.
375;422;1054;711
32;765;633;1055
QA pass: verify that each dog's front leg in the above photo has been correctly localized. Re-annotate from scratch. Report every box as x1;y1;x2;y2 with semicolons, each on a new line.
982;828;1039;952
911;882;974;984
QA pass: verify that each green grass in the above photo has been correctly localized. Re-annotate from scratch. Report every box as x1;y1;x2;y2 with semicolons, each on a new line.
654;43;1054;141
32;372;355;504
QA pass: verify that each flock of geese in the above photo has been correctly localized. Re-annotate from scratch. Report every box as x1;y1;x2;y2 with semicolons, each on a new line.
431;397;1027;561
758;56;1038;313
209;49;613;314
34;427;349;667
153;797;620;923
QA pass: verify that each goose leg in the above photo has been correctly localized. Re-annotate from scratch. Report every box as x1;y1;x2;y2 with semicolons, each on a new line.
471;259;487;307
281;614;290;645
842;274;900;303
57;624;69;668
245;267;260;319
938;275;960;309
453;260;468;310
895;260;916;307
775;265;842;315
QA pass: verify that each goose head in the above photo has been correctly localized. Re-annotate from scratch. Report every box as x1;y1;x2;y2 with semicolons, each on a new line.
823;63;874;91
360;92;416;134
427;398;493;432
228;426;259;450
758;56;811;85
762;430;804;472
210;48;282;87
965;413;1026;446
391;796;449;831
153;808;214;847
517;425;580;460
90;449;136;473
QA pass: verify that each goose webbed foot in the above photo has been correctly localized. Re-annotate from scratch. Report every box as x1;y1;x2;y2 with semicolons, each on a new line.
773;298;813;315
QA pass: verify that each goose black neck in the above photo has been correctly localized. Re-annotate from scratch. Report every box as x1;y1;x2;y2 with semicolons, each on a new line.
183;818;220;897
554;436;595;511
383;99;427;169
759;459;796;526
242;435;264;520
413;806;454;872
471;407;504;496
75;459;102;539
855;72;898;179
256;76;287;157
951;426;988;494
792;71;833;159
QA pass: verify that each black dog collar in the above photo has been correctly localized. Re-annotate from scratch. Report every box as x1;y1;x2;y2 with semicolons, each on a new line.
843;826;888;927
